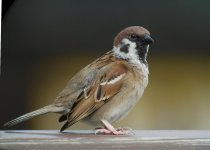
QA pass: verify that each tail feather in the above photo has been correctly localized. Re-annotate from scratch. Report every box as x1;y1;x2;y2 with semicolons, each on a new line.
4;105;65;127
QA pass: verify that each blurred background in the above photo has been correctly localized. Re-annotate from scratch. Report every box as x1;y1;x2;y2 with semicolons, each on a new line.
1;0;210;130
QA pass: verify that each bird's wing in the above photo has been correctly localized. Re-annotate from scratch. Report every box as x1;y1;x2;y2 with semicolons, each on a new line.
54;51;115;107
60;61;129;131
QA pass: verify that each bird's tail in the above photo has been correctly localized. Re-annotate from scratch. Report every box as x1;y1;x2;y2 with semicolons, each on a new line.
4;105;65;127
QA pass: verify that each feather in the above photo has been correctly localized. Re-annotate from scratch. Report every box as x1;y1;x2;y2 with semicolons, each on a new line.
4;105;65;127
60;61;128;131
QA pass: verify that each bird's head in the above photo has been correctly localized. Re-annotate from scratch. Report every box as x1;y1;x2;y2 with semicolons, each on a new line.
113;26;154;65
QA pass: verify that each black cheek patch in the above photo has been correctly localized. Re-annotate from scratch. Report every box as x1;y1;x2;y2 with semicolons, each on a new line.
120;44;130;53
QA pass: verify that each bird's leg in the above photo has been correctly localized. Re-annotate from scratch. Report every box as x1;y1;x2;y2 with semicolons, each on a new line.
94;119;134;135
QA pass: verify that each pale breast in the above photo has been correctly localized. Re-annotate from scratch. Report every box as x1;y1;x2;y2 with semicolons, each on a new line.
84;64;148;126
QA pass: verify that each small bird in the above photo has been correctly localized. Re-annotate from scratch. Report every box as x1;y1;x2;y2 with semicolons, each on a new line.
4;26;154;135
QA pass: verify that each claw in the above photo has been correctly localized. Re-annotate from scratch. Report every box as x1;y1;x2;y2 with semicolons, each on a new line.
116;127;134;135
94;120;135;135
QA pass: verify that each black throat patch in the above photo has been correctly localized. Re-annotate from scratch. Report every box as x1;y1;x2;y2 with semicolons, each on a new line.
136;45;148;65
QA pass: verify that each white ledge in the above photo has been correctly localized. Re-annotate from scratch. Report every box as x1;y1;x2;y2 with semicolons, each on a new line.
0;130;210;150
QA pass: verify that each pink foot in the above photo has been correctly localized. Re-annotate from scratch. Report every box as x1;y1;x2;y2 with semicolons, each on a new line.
94;128;112;134
94;120;134;135
116;127;134;135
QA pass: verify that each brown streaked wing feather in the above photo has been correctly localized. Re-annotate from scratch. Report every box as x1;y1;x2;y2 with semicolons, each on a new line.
94;62;128;102
58;51;115;124
60;61;129;131
54;51;115;107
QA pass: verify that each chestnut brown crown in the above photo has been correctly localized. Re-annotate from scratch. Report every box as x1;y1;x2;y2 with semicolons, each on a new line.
113;26;152;47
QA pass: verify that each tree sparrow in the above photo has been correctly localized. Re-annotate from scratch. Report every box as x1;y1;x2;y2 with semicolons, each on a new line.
4;26;154;135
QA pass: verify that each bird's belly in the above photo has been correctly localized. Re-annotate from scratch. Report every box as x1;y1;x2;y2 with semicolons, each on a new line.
84;83;145;126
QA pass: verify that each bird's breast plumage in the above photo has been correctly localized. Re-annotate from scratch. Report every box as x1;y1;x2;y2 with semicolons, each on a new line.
84;60;149;126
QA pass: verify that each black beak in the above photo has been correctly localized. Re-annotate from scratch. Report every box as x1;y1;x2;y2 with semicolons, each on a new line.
143;35;154;44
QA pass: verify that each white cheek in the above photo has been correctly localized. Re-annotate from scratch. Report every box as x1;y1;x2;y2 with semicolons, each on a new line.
121;38;139;61
113;38;149;72
122;38;136;50
113;38;139;61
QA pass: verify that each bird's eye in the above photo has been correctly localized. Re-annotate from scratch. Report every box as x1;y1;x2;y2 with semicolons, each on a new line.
129;34;138;40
